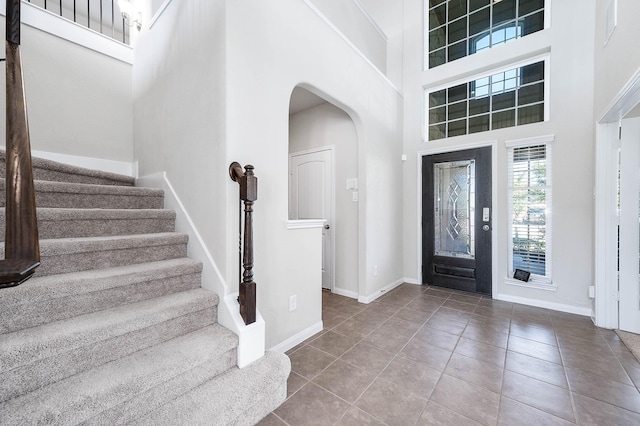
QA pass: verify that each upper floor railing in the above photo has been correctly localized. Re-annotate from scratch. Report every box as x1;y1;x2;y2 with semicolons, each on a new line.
25;0;130;44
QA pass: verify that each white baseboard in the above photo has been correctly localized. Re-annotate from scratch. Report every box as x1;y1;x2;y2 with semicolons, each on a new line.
32;149;135;177
269;321;324;353
358;278;405;304
333;287;358;299
496;293;593;317
403;278;420;285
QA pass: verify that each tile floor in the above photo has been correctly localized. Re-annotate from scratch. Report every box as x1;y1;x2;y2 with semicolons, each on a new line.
259;284;640;425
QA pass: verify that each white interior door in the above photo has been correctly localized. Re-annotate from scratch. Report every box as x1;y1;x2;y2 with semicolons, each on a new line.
619;117;640;333
289;148;334;290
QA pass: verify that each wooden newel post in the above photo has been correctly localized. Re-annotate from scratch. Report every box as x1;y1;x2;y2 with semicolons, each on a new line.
239;165;257;324
229;162;257;325
0;0;41;288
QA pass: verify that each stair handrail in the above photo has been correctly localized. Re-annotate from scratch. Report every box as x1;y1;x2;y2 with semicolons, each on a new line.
0;0;41;288
229;162;257;325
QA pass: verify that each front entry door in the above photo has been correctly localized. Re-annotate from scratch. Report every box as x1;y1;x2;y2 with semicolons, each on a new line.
423;147;492;295
289;148;334;290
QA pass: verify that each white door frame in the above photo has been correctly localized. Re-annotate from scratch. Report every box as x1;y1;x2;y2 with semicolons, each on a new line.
417;140;498;297
595;66;640;329
289;146;336;292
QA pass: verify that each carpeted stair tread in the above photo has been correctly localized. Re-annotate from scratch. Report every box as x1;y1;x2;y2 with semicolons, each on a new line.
0;208;176;238
0;150;135;186
0;258;203;334
0;179;164;209
2;232;189;277
0;288;218;403
0;325;238;425
134;352;291;426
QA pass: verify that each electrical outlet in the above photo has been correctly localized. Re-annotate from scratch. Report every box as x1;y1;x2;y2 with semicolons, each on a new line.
289;295;297;311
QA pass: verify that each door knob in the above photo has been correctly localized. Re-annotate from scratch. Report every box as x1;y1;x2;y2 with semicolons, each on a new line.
324;224;330;230
482;224;490;231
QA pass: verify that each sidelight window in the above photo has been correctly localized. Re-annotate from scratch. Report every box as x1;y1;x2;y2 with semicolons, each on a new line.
506;135;553;288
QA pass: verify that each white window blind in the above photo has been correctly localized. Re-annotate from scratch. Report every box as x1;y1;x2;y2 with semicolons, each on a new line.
507;140;552;283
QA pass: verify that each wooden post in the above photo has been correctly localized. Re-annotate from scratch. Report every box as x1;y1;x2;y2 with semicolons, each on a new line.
0;0;41;287
239;165;257;324
229;162;257;325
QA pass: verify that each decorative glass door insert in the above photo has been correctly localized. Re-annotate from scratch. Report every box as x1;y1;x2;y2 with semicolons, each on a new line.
434;160;475;259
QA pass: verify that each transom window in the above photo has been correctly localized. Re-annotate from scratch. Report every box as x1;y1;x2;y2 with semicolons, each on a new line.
426;59;546;141
426;0;545;69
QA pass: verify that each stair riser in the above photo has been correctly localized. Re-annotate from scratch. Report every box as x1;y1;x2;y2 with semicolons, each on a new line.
0;214;175;239
0;154;134;186
32;242;188;277
0;306;217;403
13;191;164;209
1;271;202;334
86;348;238;425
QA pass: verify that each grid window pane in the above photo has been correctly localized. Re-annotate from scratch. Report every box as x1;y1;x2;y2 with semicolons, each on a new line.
430;90;447;108
429;4;447;30
521;61;545;84
519;0;544;16
520;11;544;36
493;0;516;25
430;106;447;123
448;101;468;120
429;49;447;68
518;82;544;105
469;97;490;115
429;27;447;51
469;8;491;36
429;124;447;140
426;61;546;140
448;0;467;21
492;109;515;129
470;0;490;13
448;40;468;61
493;91;516;110
469;115;490;133
518;103;544;125
426;0;544;68
448;119;467;137
448;84;468;103
448;17;468;43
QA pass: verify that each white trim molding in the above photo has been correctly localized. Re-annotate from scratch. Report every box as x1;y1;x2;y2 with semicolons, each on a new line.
269;321;323;353
496;293;593;317
358;278;404;304
286;219;326;230
333;287;359;299
32;150;135;177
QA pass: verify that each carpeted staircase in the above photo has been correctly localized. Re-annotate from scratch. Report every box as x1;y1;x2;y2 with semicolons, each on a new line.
0;153;290;425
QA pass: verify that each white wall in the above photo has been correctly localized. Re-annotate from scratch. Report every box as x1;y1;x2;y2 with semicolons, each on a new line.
289;102;359;296
594;0;640;120
226;0;403;348
132;0;228;296
402;0;596;314
308;0;387;74
0;15;133;162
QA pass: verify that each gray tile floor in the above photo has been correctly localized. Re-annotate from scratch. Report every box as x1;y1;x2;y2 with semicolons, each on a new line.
259;284;640;425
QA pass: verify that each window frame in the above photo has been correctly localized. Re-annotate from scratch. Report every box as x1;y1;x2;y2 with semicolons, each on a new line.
423;53;551;142
505;134;554;291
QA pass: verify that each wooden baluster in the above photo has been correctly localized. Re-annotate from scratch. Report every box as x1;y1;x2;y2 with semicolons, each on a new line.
1;0;41;288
